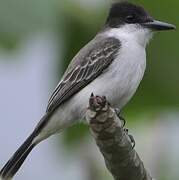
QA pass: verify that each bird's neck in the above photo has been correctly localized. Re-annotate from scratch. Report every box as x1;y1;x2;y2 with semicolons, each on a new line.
103;24;153;48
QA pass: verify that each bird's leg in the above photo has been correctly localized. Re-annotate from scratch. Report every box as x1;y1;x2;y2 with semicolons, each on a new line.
114;108;126;127
124;128;135;149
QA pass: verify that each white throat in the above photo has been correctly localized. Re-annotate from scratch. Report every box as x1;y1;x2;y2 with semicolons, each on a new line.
105;24;153;47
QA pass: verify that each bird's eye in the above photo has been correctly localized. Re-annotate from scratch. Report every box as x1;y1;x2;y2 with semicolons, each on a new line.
125;14;136;23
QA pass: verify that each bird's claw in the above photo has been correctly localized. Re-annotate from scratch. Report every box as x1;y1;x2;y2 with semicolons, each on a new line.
124;128;135;149
118;116;126;128
114;108;126;127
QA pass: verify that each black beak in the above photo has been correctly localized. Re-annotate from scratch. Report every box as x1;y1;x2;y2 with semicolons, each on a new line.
142;20;176;31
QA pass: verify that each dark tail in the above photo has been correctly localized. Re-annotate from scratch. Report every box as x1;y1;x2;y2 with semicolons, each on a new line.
0;114;50;180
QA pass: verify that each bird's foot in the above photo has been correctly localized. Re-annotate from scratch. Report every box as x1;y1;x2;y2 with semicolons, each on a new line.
114;108;126;127
124;128;135;149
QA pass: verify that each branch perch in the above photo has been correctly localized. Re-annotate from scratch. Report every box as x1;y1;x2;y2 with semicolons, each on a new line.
86;94;153;180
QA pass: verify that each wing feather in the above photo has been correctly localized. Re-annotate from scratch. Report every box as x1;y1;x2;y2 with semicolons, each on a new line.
47;37;121;113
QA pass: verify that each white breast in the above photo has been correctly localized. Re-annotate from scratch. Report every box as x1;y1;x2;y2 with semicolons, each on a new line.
106;38;146;108
102;25;150;107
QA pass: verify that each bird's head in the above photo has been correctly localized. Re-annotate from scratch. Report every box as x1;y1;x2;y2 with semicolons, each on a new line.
105;2;176;46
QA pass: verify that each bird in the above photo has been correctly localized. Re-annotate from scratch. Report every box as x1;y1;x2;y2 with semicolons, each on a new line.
0;1;175;180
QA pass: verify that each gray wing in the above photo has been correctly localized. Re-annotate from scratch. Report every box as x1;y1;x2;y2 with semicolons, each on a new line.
46;37;121;113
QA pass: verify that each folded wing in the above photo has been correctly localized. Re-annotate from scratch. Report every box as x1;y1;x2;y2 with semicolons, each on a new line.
47;37;121;113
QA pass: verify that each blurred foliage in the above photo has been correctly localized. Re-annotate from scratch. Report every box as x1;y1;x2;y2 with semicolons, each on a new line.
0;0;59;49
62;123;88;148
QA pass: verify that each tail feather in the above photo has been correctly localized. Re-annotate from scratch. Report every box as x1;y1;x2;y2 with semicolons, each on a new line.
7;144;35;178
0;114;50;180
